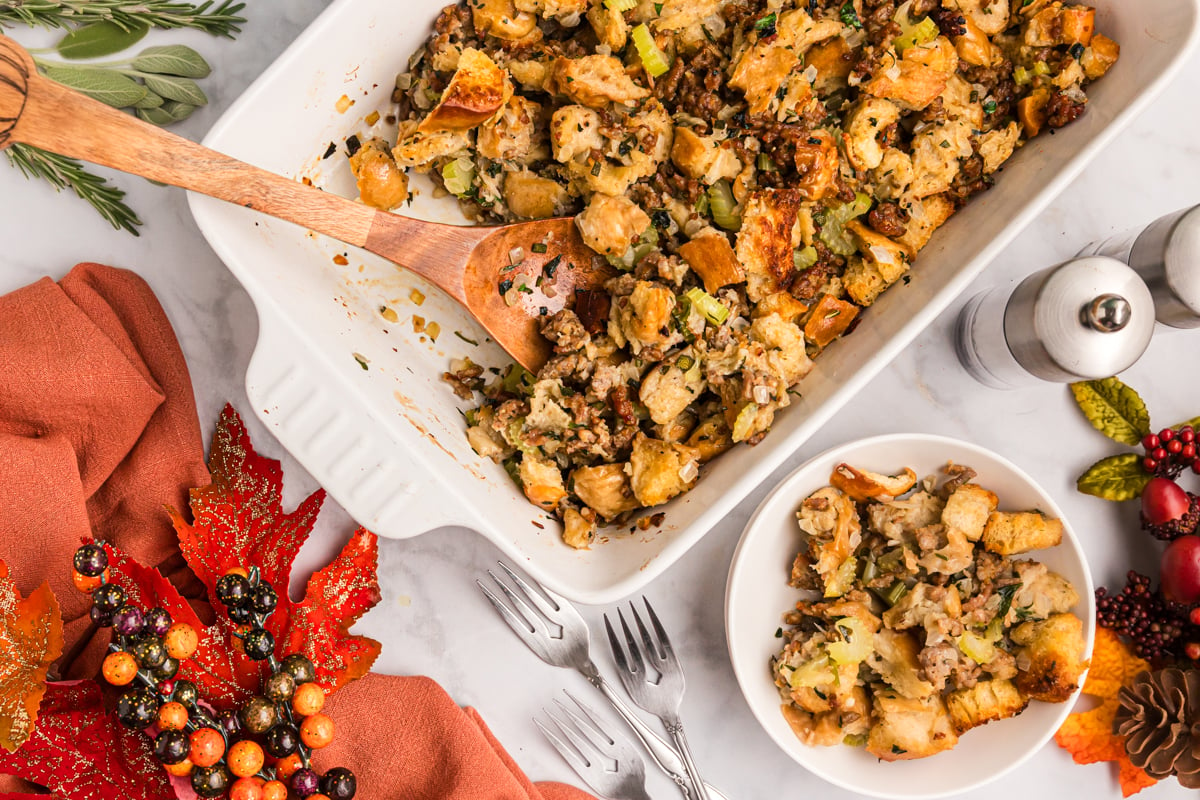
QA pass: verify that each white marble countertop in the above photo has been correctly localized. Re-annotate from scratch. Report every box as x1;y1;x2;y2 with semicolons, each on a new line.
2;3;1198;798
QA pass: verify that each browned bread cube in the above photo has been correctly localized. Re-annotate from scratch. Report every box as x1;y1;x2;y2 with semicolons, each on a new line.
981;511;1063;555
866;690;959;761
946;679;1028;734
1012;612;1089;703
942;484;999;542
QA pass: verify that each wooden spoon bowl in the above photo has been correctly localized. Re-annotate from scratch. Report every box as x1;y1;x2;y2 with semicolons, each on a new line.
0;35;609;371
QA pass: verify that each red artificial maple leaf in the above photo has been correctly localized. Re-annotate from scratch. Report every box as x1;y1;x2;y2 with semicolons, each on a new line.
0;681;175;800
107;404;382;709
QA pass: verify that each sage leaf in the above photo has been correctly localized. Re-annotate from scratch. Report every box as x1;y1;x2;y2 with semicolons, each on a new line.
141;74;207;106
1070;377;1151;446
56;21;149;59
1077;453;1151;501
136;106;175;126
133;91;164;110
161;101;198;122
44;66;148;109
132;45;212;79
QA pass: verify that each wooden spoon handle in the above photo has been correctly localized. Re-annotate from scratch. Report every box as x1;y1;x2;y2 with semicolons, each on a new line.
0;35;409;251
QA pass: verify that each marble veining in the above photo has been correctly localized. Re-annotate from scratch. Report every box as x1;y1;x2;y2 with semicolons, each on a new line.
1;2;1199;797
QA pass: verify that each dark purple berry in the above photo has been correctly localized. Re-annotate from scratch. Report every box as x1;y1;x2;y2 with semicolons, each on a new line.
116;688;159;730
265;723;300;757
112;606;144;637
172;679;199;707
73;543;108;577
154;656;179;681
239;696;277;735
320;767;357;800
217;708;242;738
279;653;316;684
131;638;167;669
264;670;295;702
90;605;114;627
226;604;254;624
1095;571;1190;661
216;573;252;608
92;583;126;613
154;729;190;764
144;607;172;637
242;629;275;661
191;766;232;799
252;583;278;615
292;768;320;798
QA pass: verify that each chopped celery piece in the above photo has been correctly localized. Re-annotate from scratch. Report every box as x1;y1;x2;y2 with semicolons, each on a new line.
858;557;878;584
731;402;758;442
501;364;537;396
827;617;872;664
604;0;637;9
818;192;872;256
632;24;671;78
787;654;835;689
843;733;869;747
877;547;906;572
1033;60;1051;75
894;15;938;52
1013;66;1031;85
707;179;741;231
873;580;909;607
793;245;818;270
442;157;475;197
957;630;997;664
502;455;523;487
757;152;777;171
675;354;695;371
464;408;479;427
606;225;659;270
825;556;857;598
684;287;730;325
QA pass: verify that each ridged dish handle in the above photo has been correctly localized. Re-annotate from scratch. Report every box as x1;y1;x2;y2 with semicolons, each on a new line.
243;297;464;538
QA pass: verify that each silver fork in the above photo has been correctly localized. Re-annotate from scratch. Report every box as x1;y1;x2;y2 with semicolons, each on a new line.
535;691;651;800
605;599;710;800
478;562;729;800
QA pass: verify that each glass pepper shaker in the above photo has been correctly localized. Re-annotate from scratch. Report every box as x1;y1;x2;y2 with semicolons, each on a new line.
956;256;1156;389
1078;205;1200;328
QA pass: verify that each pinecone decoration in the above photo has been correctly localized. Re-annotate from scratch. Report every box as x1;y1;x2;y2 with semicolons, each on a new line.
1115;668;1200;788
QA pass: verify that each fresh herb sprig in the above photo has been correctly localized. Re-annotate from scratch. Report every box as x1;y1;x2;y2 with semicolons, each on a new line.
6;144;142;234
0;0;246;38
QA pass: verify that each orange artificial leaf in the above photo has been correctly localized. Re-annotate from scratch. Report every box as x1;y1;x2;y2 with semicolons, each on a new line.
0;559;64;752
1055;628;1157;796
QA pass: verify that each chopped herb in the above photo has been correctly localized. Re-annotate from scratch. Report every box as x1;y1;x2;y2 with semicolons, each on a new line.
517;283;534;294
322;142;337;159
997;582;1023;617
618;140;632;156
498;278;514;296
345;135;361;156
969;90;979;103
983;99;997;114
651;208;671;229
655;2;663;12
813;687;827;699
840;1;862;30
892;745;906;755
755;12;777;31
539;306;548;315
544;254;563;276
825;309;841;319
807;136;823;145
935;552;949;561
902;275;911;285
353;352;369;370
487;161;503;177
532;242;549;254
1069;42;1085;59
591;161;602;177
454;331;479;346
774;627;783;638
939;140;951;148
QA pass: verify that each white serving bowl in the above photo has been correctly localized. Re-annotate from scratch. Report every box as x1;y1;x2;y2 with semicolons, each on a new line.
190;0;1197;604
725;433;1095;799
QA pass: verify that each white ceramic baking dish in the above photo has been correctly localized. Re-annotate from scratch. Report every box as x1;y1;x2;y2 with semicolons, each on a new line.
190;0;1200;604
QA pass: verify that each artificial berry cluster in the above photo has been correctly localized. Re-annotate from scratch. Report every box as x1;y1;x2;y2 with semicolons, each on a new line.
1096;571;1194;661
73;542;357;800
1141;425;1200;478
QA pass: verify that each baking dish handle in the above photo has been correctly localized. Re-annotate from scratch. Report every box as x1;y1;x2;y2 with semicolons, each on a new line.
242;299;466;539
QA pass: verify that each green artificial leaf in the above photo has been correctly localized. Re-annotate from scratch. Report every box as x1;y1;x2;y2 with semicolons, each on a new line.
1077;453;1152;501
1175;415;1200;432
133;91;164;110
1069;377;1151;446
132;45;212;79
56;20;149;59
43;65;147;109
141;73;207;106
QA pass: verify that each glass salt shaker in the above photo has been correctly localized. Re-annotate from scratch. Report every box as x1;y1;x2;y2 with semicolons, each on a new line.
956;255;1156;389
1078;205;1200;328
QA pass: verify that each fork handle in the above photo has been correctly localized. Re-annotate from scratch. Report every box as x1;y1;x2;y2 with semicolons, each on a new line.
591;677;728;800
664;716;710;800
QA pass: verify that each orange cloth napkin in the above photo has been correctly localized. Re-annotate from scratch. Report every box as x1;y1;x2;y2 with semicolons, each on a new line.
0;263;592;800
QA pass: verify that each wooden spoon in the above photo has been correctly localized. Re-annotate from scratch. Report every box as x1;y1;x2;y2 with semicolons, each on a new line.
0;36;610;372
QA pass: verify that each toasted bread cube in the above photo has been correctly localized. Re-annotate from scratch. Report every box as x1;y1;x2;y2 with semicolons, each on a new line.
629;434;701;507
946;679;1028;734
753;292;809;325
942;484;999;542
518;452;567;510
561;507;596;550
679;234;745;294
804;294;859;348
419;49;512;133
1081;33;1120;80
736;188;803;302
866;691;959;761
1011;613;1088;703
895;194;955;258
982;511;1063;555
571;464;638;520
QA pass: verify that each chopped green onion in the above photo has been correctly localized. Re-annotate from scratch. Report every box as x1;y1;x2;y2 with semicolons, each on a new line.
707;179;741;231
442;157;475;197
632;24;672;78
793;245;819;270
757;153;777;172
843;733;868;747
675;354;695;371
873;581;909;607
754;12;777;34
1033;60;1051;76
684;287;730;325
606;225;660;270
840;1;863;30
604;0;638;10
1013;66;1031;85
818;192;872;256
531;242;548;254
894;15;938;52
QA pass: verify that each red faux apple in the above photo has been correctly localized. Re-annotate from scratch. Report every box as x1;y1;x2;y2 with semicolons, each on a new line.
1161;535;1200;604
1142;477;1190;525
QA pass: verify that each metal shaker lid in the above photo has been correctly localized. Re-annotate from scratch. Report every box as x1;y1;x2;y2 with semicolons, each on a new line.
1004;256;1155;382
1161;205;1200;321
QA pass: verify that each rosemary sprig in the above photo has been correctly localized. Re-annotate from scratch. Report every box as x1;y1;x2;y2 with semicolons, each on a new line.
0;0;246;38
6;144;142;234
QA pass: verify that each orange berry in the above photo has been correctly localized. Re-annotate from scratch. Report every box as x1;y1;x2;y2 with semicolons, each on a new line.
227;739;265;778
230;776;265;800
164;757;194;777
188;727;226;768
299;713;334;749
292;682;326;716
101;652;138;686
274;752;304;779
157;701;189;730
73;568;107;592
164;622;199;660
225;566;250;578
308;795;331;800
261;781;288;800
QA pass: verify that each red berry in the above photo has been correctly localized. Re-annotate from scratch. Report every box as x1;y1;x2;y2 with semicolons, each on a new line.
1144;433;1162;451
1143;478;1191;525
158;680;175;696
1154;447;1169;461
1194;461;1200;475
1190;607;1200;626
1182;427;1196;443
1162;535;1200;604
1169;440;1184;455
1161;428;1177;442
1187;642;1200;661
1144;457;1160;473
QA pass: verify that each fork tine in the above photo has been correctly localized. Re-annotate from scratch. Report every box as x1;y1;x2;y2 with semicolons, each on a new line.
554;698;615;753
487;570;554;638
603;613;633;676
563;690;616;746
641;596;678;664
477;580;533;634
497;560;562;621
551;710;601;762
629;602;663;664
618;608;647;676
535;717;590;771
